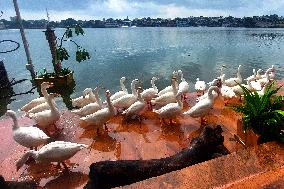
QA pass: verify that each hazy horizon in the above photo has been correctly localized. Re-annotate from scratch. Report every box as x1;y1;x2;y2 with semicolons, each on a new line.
1;0;284;21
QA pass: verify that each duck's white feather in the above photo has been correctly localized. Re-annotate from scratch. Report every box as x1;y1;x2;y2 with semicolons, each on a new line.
158;71;178;96
221;85;236;98
177;70;190;94
122;89;146;116
20;97;47;112
112;94;138;109
183;86;219;118
153;93;183;119
27;93;58;114
72;88;96;108
112;79;139;109
80;91;115;126
35;141;87;163
71;87;103;116
13;127;50;148
110;91;128;101
5;110;50;149
141;77;158;102
20;82;52;112
151;92;176;106
195;78;206;92
110;77;128;101
224;65;242;87
16;141;88;170
28;95;60;130
72;102;101;116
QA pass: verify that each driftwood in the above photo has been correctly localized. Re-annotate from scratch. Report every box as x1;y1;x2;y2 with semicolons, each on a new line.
85;125;229;189
0;61;36;99
0;60;10;88
0;175;37;189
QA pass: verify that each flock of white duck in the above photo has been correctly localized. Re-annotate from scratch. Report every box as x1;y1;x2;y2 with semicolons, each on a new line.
4;65;276;171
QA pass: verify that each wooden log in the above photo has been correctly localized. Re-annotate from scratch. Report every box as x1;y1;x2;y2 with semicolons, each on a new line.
0;60;10;88
0;175;37;189
85;125;229;189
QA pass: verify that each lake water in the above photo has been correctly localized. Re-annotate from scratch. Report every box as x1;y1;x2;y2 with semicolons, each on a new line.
1;27;284;113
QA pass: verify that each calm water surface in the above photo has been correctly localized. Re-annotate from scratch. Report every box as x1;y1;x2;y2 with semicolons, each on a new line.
1;27;284;113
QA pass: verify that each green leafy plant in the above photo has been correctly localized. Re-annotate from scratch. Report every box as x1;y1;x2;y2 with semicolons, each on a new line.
37;67;73;78
57;24;90;64
36;24;90;78
232;82;284;143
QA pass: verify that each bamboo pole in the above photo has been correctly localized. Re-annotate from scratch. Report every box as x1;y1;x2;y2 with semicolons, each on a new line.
12;0;36;79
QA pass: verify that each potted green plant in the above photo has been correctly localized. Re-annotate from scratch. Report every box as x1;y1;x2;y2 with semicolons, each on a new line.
232;82;284;144
34;24;90;86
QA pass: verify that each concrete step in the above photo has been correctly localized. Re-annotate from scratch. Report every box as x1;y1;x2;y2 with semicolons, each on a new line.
119;142;284;189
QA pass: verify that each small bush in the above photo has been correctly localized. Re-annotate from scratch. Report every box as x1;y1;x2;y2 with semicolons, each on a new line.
232;82;284;143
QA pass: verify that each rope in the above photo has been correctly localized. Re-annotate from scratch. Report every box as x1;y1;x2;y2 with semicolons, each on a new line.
0;39;20;53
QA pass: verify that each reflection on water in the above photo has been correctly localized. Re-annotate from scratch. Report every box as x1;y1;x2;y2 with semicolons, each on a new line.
159;123;186;148
43;171;88;189
248;32;284;48
25;162;88;189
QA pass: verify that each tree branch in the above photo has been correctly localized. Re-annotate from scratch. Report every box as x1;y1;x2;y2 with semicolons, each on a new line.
0;86;36;99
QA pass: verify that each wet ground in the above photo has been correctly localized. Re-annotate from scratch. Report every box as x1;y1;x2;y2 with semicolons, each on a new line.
1;80;283;188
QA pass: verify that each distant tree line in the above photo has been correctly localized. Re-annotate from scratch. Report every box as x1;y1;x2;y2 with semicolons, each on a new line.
1;14;284;29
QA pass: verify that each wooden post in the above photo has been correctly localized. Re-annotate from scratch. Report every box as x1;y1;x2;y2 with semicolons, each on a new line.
44;25;62;74
12;0;36;79
0;60;10;88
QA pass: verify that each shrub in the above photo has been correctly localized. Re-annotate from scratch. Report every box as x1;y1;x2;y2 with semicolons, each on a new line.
232;82;284;143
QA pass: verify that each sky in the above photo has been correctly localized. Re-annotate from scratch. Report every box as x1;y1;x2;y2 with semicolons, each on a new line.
1;0;284;21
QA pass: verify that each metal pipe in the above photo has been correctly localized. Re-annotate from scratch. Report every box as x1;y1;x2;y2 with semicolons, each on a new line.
12;0;36;79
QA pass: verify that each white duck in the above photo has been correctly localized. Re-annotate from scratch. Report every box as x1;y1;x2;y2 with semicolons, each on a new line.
177;70;190;100
261;65;275;79
195;78;206;95
221;85;236;98
257;68;273;87
153;92;183;125
5;110;50;150
28;91;60;131
183;86;220;125
257;82;270;97
255;69;263;80
110;77;128;101
197;78;221;102
245;69;256;81
16;141;88;170
71;86;103;116
112;79;139;109
224;65;242;87
207;77;221;87
27;93;60;114
151;77;178;107
231;78;258;100
249;79;262;91
219;65;226;83
20;82;53;112
269;65;276;80
71;88;96;108
158;71;178;96
141;77;159;109
122;87;146;118
81;90;116;128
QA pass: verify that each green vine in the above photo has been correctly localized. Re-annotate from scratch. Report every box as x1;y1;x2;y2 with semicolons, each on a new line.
57;24;90;63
